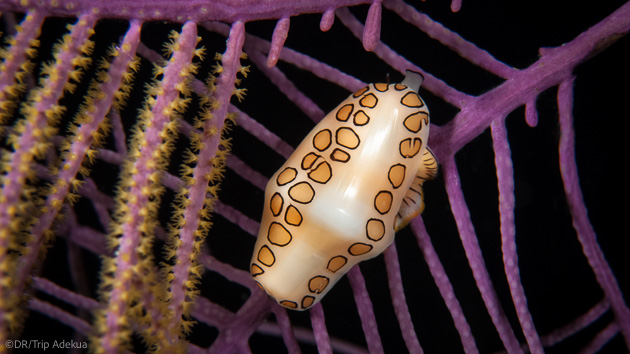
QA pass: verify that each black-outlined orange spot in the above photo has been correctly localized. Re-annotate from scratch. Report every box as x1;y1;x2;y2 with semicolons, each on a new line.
395;83;407;91
309;276;329;294
366;218;385;241
308;161;332;184
280;300;298;309
270;192;284;216
301;152;320;170
336;104;354;122
374;83;389;92
353;86;369;98
313;129;332;151
327;256;347;273
330;148;350;163
399;138;422;158
258;245;275;266
285;205;303;226
374;190;393;214
388;164;406;189
401;92;424;108
353;110;370;126
251;263;264;276
403;112;429;133
348;243;373;256
359;93;378;108
288;182;315;204
336;127;360;149
302;296;315;309
277;167;297;186
256;281;265;292
268;222;292;246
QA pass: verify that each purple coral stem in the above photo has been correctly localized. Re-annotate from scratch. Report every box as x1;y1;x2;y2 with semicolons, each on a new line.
411;217;477;354
384;0;516;79
558;77;630;347
432;3;630;155
169;20;243;325
442;156;523;353
383;244;423;353
348;266;385;353
271;306;301;353
310;303;333;354
29;298;92;336
335;7;472;108
491;118;543;353
267;17;290;68
102;20;198;351
0;12;96;339
362;0;382;51
249;49;326;122
0;11;44;96
0;0;373;23
15;18;142;300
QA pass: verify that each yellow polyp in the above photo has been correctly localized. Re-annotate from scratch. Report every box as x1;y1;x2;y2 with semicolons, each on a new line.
211;64;223;74
233;88;247;102
194;47;206;60
70;178;84;191
69;69;83;82
168;30;180;40
78;166;89;177
66;193;80;205
51;199;63;210
63;82;77;94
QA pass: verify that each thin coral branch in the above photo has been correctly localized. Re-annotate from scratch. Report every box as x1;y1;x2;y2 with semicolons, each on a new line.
540;299;609;348
411;217;477;354
491;118;543;353
0;12;96;341
267;17;290;67
384;0;517;78
214;199;260;236
165;20;243;346
0;0;373;23
347;267;384;353
557;77;630;347
431;2;630;157
580;323;620;354
336;6;473;108
204;22;365;91
16;18;142;301
271;306;301;353
28;298;92;336
228;105;293;159
441;156;522;352
0;11;43;124
208;288;271;353
310;303;333;354
248;49;326;122
257;321;368;353
383;244;423;353
32;276;100;311
362;0;382;51
97;21;199;353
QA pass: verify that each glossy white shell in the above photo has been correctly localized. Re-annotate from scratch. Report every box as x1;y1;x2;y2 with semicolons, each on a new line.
251;71;434;310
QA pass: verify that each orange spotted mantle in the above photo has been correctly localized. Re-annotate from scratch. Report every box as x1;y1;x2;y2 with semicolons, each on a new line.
251;71;438;310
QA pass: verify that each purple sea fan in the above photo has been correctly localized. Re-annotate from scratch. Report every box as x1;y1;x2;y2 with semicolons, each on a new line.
0;0;629;353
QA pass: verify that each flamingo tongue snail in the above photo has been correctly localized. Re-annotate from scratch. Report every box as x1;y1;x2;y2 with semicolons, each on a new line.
250;70;438;310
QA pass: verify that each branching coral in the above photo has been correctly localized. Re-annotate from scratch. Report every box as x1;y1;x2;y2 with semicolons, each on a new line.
0;0;628;353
